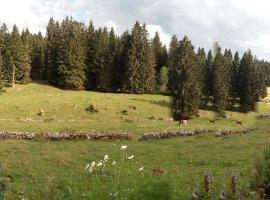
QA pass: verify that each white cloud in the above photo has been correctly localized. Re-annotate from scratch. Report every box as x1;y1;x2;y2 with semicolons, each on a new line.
146;24;171;47
0;0;270;60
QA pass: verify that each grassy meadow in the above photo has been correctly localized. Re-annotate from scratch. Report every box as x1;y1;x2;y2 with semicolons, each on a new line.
0;83;269;199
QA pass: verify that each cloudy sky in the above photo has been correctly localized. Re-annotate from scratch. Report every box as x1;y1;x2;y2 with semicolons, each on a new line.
0;0;270;60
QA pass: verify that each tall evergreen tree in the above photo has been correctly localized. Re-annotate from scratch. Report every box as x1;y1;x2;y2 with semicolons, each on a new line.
212;45;229;116
124;21;156;93
224;49;234;106
171;36;201;120
31;32;46;80
168;35;179;93
46;17;60;85
85;21;97;90
11;25;31;83
238;50;258;112
196;47;206;102
205;50;214;99
113;31;130;90
57;17;86;90
232;52;241;101
151;32;163;73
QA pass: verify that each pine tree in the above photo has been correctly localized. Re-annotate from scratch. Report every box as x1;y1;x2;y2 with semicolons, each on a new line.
57;17;86;90
46;17;60;85
11;25;31;84
114;31;130;91
212;45;229;116
171;36;201;120
168;35;179;94
151;32;163;73
124;21;156;93
196;47;206;104
85;21;97;90
31;32;46;80
224;49;234;107
205;50;214;98
157;66;169;93
238;50;258;112
232;52;240;101
93;27;111;91
0;53;5;92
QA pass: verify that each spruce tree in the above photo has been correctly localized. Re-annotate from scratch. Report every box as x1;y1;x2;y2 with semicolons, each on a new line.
205;50;214;98
232;52;240;101
171;36;201;120
11;25;31;84
31;32;46;80
46;17;60;85
124;21;156;93
224;49;234;107
212;45;229;116
238;50;258;112
85;21;97;90
168;35;179;93
157;66;169;93
114;31;130;91
151;32;163;73
57;17;86;90
196;47;206;104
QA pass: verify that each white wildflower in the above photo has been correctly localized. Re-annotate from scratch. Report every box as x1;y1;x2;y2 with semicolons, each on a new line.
91;161;96;168
139;167;144;171
89;167;93;173
85;163;90;170
112;161;116;165
128;155;134;160
120;145;127;150
97;162;103;167
104;155;109;160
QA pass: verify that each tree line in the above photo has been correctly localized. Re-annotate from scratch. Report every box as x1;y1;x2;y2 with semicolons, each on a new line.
0;17;268;119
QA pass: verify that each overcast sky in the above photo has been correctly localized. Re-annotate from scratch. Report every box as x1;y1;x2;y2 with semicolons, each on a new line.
0;0;270;60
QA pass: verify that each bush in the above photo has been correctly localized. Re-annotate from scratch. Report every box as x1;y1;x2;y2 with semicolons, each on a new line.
250;145;270;197
85;104;99;113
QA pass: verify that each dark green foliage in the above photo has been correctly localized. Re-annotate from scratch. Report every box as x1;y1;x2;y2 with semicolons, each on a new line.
250;146;270;196
113;31;130;90
168;35;179;93
232;52;241;100
46;17;60;85
157;66;169;93
171;36;201;119
205;50;214;98
256;60;270;86
238;51;258;112
31;32;46;80
11;25;31;84
224;49;233;98
57;17;86;90
124;21;156;93
196;47;207;104
151;32;167;74
212;45;229;116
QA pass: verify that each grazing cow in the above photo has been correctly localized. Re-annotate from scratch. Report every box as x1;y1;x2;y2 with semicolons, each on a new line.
210;120;215;124
236;121;242;125
179;119;188;125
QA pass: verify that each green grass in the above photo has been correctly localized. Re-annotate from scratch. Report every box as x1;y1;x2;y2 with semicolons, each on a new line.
0;83;269;199
0;83;255;136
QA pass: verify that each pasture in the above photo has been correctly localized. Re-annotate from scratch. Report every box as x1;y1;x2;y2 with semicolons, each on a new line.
0;83;269;199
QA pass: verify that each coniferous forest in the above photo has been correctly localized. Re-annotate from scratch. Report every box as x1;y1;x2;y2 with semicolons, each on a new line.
0;17;269;119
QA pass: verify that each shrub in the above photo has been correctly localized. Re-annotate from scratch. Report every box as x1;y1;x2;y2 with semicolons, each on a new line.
85;104;99;113
250;145;270;197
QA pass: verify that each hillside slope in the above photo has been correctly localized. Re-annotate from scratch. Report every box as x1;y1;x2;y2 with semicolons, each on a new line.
0;83;256;135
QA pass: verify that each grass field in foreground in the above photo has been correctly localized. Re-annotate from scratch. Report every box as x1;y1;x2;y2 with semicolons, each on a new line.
0;83;256;136
0;84;269;199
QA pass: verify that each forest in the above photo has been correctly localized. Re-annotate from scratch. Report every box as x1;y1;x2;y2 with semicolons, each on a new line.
0;17;269;119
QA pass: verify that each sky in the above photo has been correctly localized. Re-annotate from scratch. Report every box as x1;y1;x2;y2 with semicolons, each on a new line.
0;0;270;60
